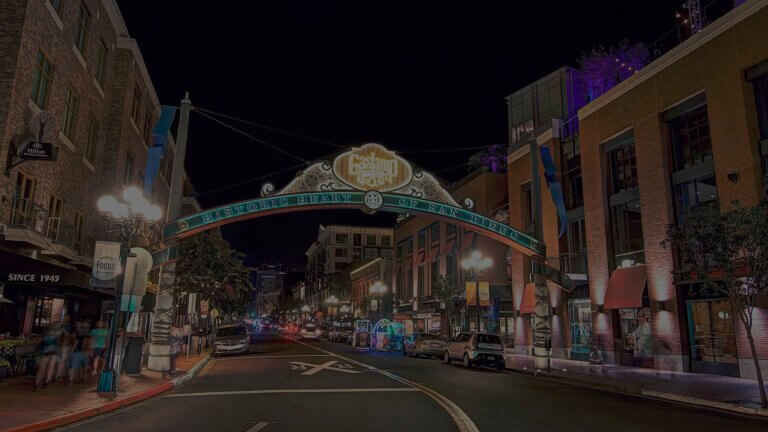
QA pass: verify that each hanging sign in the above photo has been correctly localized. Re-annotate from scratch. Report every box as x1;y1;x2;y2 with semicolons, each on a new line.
92;241;121;289
466;282;477;304
19;141;58;161
333;143;412;192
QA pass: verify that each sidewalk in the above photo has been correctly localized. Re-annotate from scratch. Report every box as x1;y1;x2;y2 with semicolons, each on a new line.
504;354;768;417
0;349;210;432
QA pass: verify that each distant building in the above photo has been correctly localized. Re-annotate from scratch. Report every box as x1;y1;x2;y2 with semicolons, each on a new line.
304;225;393;311
252;263;285;316
349;257;393;319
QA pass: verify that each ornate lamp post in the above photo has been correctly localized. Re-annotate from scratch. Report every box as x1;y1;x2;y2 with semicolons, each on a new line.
301;304;310;321
325;295;339;319
96;186;161;392
339;304;350;317
369;281;387;322
461;250;493;333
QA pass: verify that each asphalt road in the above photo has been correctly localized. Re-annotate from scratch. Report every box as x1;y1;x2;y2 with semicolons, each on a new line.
59;334;767;432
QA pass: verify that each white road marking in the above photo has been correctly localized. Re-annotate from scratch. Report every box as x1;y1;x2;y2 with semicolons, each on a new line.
290;360;361;375
287;337;480;432
246;421;270;431
165;387;420;398
216;354;332;361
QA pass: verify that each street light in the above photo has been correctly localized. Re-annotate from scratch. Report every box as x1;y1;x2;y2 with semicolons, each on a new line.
325;295;339;319
340;304;350;316
369;281;387;322
96;186;161;393
461;250;493;333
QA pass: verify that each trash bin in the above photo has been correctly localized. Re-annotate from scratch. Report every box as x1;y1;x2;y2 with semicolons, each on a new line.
124;336;144;375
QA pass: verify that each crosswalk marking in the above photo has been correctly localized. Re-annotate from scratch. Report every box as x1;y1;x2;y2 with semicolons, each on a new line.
290;360;361;375
246;422;270;432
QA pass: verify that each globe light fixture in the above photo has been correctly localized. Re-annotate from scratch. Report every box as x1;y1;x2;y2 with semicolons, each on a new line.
301;305;311;313
461;249;493;333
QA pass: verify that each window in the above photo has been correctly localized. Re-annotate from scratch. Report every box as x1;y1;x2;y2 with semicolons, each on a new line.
670;106;712;171
352;248;361;260
49;0;62;14
124;152;134;185
353;233;361;246
95;39;108;87
562;138;584;209
407;268;414;299
610;199;645;266
335;233;348;244
131;86;142;123
12;172;36;227
366;235;376;246
334;247;348;258
521;182;533;233
30;51;54;109
405;237;413;254
381;248;393;258
364;248;378;259
62;88;79;139
751;73;768;173
446;223;457;237
74;211;85;244
381;236;391;247
75;2;91;54
417;266;425;297
430;260;439;294
429;223;439;244
608;142;638;194
674;175;718;226
47;195;63;240
446;252;457;282
417;229;426;249
85;116;98;163
144;107;153;145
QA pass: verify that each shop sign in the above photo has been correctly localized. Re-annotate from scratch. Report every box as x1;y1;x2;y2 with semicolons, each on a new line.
6;273;61;283
92;241;121;289
333;143;412;192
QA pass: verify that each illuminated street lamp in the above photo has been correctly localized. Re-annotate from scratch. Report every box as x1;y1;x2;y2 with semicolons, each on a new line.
325;295;339;318
96;186;161;393
461;250;493;333
369;281;387;321
301;305;311;313
340;304;350;316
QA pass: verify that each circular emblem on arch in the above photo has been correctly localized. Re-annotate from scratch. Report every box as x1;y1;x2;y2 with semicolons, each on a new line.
177;220;189;232
363;190;383;212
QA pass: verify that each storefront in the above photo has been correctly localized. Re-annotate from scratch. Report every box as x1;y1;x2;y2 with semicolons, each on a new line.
682;283;739;377
567;285;592;361
0;251;108;337
604;264;654;368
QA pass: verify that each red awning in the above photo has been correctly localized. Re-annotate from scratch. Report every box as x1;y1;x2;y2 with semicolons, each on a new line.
413;252;425;267
520;283;535;314
604;265;648;309
427;246;439;263
441;239;456;256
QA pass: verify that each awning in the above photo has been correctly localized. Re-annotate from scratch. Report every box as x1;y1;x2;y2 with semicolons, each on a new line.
413;252;425;267
520;283;535;314
441;239;456;256
604;265;648;309
427;246;439;263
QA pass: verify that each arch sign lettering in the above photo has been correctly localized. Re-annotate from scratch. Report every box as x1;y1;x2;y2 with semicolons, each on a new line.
161;143;545;259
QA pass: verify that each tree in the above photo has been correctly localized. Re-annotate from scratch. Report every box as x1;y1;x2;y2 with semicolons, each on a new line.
578;39;650;101
432;274;463;338
175;231;254;316
328;270;352;302
664;180;768;407
468;145;507;173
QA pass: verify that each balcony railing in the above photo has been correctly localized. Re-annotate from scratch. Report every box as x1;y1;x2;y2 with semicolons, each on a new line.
548;253;588;275
9;198;48;234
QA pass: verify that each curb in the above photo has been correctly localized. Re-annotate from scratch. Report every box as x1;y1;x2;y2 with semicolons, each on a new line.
504;367;768;420
1;354;211;432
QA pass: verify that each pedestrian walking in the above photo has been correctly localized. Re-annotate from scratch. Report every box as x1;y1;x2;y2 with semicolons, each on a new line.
55;329;74;382
68;334;89;385
182;322;191;355
90;321;109;376
169;325;182;374
35;324;63;390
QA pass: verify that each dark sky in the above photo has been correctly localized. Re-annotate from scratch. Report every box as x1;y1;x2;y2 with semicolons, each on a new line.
117;1;678;268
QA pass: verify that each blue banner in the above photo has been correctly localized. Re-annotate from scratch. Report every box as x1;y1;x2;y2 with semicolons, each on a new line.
539;145;567;238
144;106;177;195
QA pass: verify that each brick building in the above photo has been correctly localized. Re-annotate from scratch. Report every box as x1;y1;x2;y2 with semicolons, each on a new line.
393;168;509;336
349;257;392;319
0;0;173;336
578;0;768;378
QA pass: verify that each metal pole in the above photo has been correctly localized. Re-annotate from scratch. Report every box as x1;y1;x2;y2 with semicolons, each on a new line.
98;242;129;392
476;281;480;332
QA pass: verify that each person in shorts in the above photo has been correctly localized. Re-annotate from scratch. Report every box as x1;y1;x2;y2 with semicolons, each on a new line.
90;321;109;375
68;335;89;384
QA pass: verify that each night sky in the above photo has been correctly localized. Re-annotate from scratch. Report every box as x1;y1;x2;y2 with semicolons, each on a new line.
117;1;679;269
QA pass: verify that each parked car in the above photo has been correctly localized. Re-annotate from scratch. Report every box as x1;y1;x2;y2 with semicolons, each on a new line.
213;324;250;356
300;323;320;341
317;325;329;339
330;325;350;342
443;332;505;370
404;333;446;358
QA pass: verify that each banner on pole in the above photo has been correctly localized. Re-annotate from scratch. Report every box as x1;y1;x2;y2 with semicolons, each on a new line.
91;241;121;289
465;282;477;304
478;281;490;306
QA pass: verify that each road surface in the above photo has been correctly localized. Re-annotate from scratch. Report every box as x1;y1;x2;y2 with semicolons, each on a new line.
59;333;767;431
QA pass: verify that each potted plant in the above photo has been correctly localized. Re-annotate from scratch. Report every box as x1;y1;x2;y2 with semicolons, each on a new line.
0;358;10;380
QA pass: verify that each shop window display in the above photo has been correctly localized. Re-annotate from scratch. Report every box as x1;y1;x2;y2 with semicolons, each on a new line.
618;307;653;364
568;298;593;360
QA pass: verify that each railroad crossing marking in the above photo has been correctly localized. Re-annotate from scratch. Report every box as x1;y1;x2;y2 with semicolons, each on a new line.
290;360;361;375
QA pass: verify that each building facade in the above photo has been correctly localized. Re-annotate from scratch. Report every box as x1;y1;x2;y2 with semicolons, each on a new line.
349;257;393;319
578;0;768;379
304;225;393;311
252;263;286;317
0;0;172;336
393;168;509;336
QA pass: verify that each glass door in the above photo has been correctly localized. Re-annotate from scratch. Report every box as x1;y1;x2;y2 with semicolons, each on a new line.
686;300;739;376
